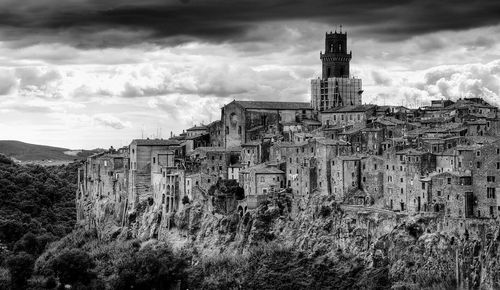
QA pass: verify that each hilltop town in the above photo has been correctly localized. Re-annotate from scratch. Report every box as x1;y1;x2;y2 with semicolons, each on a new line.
76;30;500;243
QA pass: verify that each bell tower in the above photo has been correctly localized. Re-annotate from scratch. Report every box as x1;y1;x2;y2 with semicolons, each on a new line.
320;27;351;79
311;27;362;112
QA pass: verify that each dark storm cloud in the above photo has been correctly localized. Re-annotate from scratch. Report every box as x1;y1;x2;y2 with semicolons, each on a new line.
0;0;499;48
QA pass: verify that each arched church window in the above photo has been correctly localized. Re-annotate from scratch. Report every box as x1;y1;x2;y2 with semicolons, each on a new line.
330;44;334;52
338;44;342;51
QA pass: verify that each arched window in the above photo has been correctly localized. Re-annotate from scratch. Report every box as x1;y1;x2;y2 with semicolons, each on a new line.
338;44;342;51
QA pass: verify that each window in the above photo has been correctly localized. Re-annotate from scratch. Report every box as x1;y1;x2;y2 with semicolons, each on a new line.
362;177;366;182
477;151;481;157
477;162;481;169
260;177;264;182
487;187;496;198
374;164;377;170
153;157;156;164
447;178;451;184
437;190;441;196
497;162;500;170
400;178;404;183
487;176;496;182
401;188;404;194
421;183;425;190
238;126;242;135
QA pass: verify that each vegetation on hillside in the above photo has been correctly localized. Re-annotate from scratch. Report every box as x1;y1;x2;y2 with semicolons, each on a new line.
0;154;81;288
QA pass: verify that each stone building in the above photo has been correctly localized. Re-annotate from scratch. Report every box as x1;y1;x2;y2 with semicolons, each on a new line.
321;105;376;127
207;120;223;147
330;155;362;202
222;100;313;148
198;147;241;187
315;138;352;195
360;155;385;205
241;141;264;168
128;139;182;211
77;151;129;228
310;30;363;111
429;171;473;218
471;140;500;218
239;164;285;208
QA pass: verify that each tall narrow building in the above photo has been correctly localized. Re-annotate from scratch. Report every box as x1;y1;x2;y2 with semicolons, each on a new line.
311;30;363;111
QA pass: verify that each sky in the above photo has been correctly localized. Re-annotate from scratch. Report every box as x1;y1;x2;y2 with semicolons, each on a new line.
0;0;499;149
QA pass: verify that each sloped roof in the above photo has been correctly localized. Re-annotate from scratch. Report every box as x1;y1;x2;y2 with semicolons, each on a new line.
395;148;429;155
232;100;312;110
131;139;181;146
255;167;285;174
186;125;208;131
323;104;376;113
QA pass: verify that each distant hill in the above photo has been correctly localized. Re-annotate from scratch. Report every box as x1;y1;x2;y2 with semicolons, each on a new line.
0;140;101;162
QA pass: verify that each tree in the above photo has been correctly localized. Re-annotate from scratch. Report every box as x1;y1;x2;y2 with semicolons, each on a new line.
6;252;35;288
113;246;186;289
49;249;95;286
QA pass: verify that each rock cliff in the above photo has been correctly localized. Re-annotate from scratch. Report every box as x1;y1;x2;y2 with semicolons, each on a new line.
85;192;500;289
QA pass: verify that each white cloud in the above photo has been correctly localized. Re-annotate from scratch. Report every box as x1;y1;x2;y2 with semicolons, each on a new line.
0;22;499;148
93;114;130;130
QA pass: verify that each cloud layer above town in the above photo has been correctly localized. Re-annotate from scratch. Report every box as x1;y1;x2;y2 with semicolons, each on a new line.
0;0;499;149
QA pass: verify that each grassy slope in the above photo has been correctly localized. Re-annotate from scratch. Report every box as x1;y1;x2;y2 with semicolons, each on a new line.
0;140;75;161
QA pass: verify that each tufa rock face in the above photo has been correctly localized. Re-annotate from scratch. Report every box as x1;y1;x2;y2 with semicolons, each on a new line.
84;190;500;289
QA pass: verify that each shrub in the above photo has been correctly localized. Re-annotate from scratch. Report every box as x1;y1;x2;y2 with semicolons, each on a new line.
48;249;95;286
6;252;35;288
319;205;332;218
